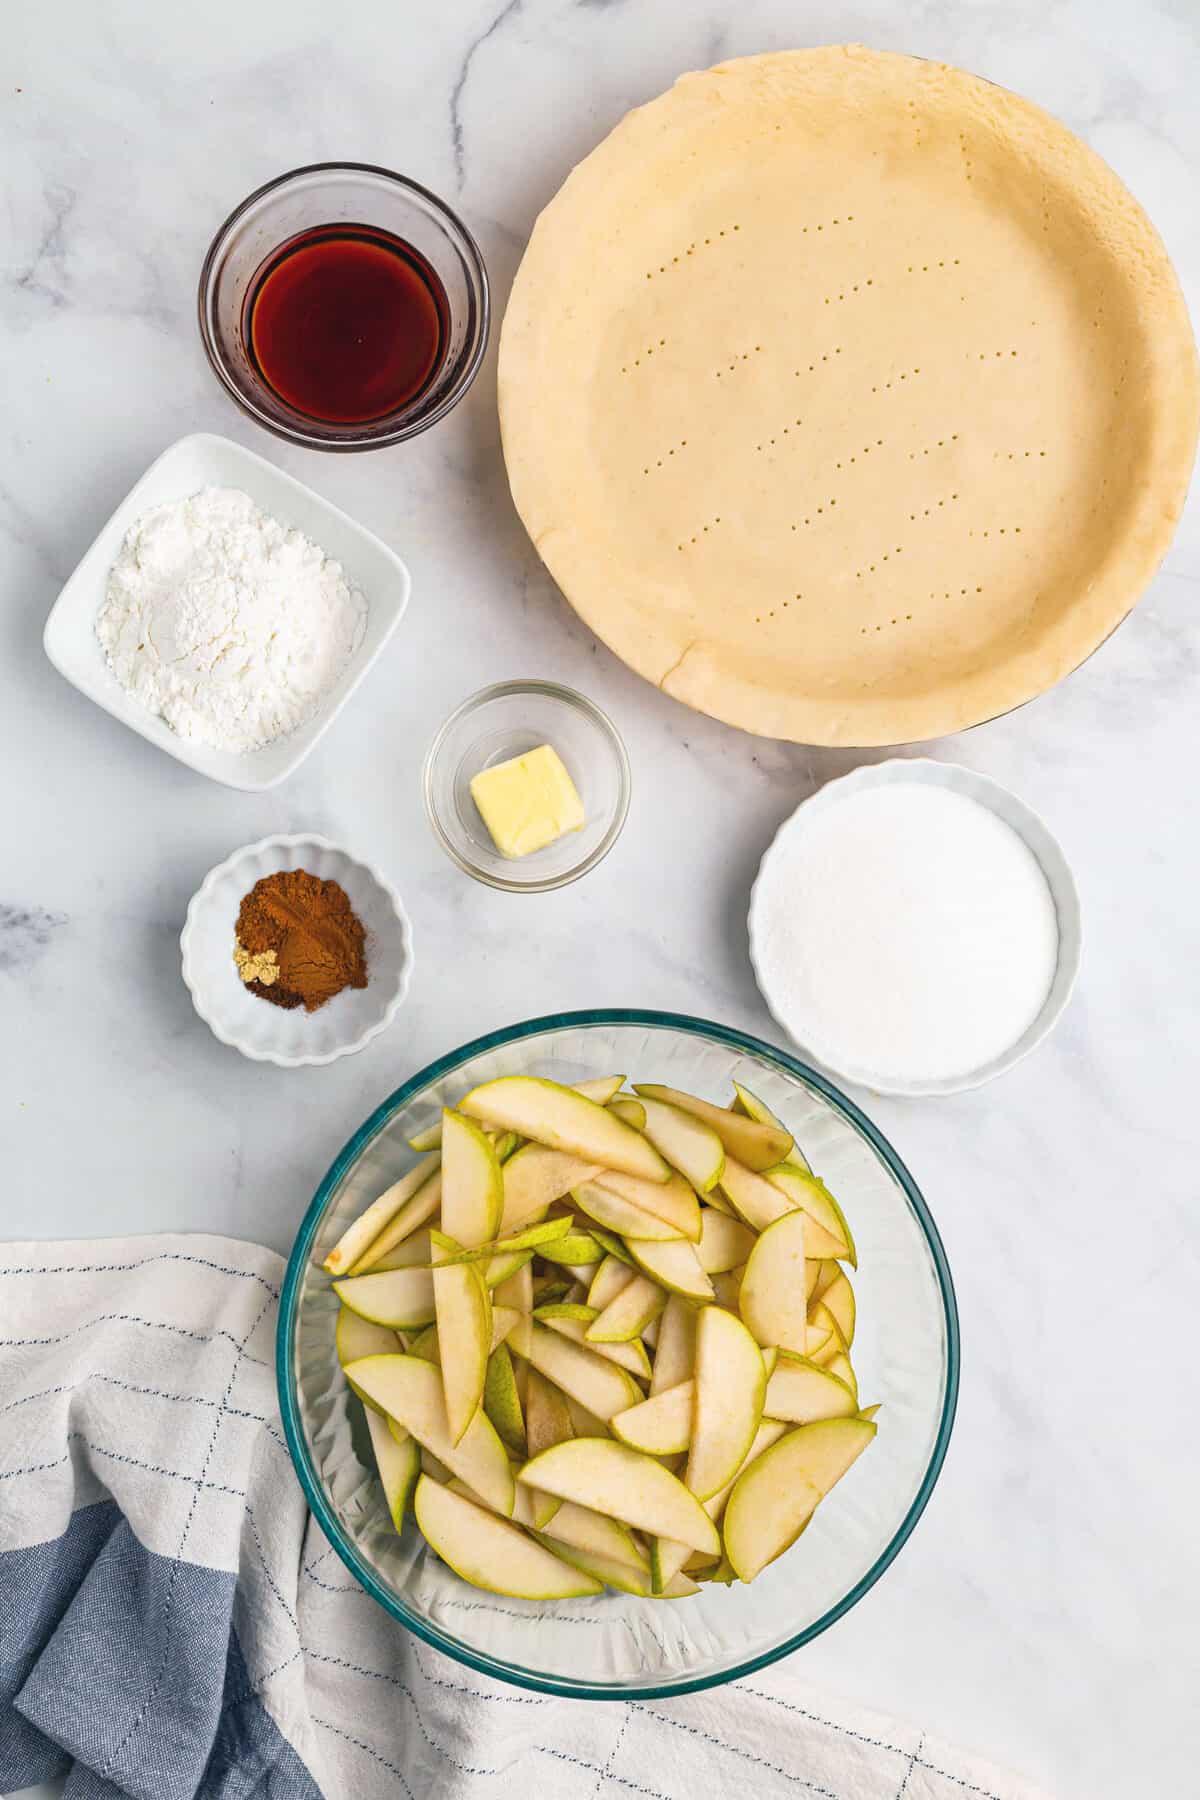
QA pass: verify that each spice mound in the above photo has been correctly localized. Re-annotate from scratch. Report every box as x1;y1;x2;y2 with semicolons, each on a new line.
235;869;368;1013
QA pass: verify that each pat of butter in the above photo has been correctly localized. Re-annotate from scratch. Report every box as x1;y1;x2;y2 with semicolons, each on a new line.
470;744;585;859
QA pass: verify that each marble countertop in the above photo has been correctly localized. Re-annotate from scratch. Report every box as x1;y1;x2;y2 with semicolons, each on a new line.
5;3;1198;1795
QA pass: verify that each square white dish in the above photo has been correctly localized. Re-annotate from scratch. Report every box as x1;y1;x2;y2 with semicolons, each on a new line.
43;432;411;790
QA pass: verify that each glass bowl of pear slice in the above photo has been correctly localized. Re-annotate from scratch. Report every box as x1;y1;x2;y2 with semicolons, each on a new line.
278;1008;958;1698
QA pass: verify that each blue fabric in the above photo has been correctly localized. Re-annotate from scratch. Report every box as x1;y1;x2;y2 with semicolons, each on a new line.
0;1501;320;1800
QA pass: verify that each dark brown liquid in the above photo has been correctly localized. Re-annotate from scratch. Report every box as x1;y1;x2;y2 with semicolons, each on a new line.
243;224;450;424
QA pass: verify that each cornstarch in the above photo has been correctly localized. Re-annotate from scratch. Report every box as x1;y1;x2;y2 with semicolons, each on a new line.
96;487;367;753
754;783;1060;1083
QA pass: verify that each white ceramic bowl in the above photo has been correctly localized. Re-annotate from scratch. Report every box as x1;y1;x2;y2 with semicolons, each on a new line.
181;834;412;1066
748;759;1082;1097
43;432;411;791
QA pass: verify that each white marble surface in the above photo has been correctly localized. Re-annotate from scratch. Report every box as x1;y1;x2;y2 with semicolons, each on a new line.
4;3;1198;1795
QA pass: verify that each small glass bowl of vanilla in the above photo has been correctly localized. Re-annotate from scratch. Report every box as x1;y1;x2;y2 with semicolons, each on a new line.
423;680;630;892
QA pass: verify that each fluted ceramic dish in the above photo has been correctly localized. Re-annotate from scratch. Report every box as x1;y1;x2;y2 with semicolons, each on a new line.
277;1009;958;1697
181;833;412;1067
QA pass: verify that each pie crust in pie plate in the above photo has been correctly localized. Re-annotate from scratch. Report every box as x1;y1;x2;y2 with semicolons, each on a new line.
499;46;1198;746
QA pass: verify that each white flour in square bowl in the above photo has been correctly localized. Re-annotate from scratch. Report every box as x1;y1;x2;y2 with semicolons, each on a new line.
96;486;368;753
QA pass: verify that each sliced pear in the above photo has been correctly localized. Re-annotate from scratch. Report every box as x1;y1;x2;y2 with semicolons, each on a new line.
440;1111;503;1248
532;1536;696;1598
368;1228;432;1273
365;1406;419;1529
499;1144;604;1233
523;1366;573;1459
697;1555;737;1584
820;1269;856;1346
651;1294;697;1395
505;1480;547;1530
711;1266;745;1311
634;1084;792;1170
461;1076;669;1182
519;1439;720;1556
696;1209;755;1273
585;1226;635;1268
718;1156;795;1232
352;1171;443;1273
810;1258;840;1303
418;1442;453;1481
564;1394;610;1439
493;1262;533;1358
587;1254;635;1314
336;1306;400;1379
430;1230;491;1444
826;1350;859;1403
807;1301;844;1364
626;1237;714;1303
652;1450;766;1589
433;1217;574;1265
485;1248;536;1288
765;1167;854;1262
700;1186;734;1219
686;1304;766;1501
590;1170;701;1241
538;1231;605;1266
528;1489;562;1531
682;1549;722;1575
724;1417;876;1581
541;1314;652;1380
703;1416;789;1524
642;1314;660;1348
649;1534;691;1595
412;1076;623;1151
520;1368;569;1527
739;1210;808;1354
607;1096;646;1130
764;1355;856;1424
534;1301;597;1323
407;1324;440;1364
345;1354;514;1513
586;1272;667;1344
490;1306;520;1352
324;1153;442;1275
483;1341;525;1455
859;1402;881;1422
572;1180;685;1242
634;1096;725;1195
559;1261;602;1288
731;1081;812;1174
611;1380;693;1455
414;1477;600;1599
527;1322;643;1419
543;1501;650;1572
333;1267;436;1330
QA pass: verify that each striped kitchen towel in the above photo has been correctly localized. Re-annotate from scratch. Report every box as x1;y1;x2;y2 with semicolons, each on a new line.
0;1235;1048;1799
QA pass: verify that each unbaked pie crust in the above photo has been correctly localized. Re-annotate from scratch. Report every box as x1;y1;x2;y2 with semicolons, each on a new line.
499;47;1199;745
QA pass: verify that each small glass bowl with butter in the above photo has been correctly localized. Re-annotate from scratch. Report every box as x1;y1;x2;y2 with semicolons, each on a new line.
423;680;630;891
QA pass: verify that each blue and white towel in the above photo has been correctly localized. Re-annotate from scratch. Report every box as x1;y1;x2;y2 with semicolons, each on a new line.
0;1236;1048;1800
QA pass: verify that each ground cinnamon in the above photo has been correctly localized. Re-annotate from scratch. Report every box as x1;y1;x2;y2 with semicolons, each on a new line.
235;869;368;1013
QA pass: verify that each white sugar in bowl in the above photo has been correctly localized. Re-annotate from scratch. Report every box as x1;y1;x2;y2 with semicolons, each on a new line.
748;760;1082;1097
